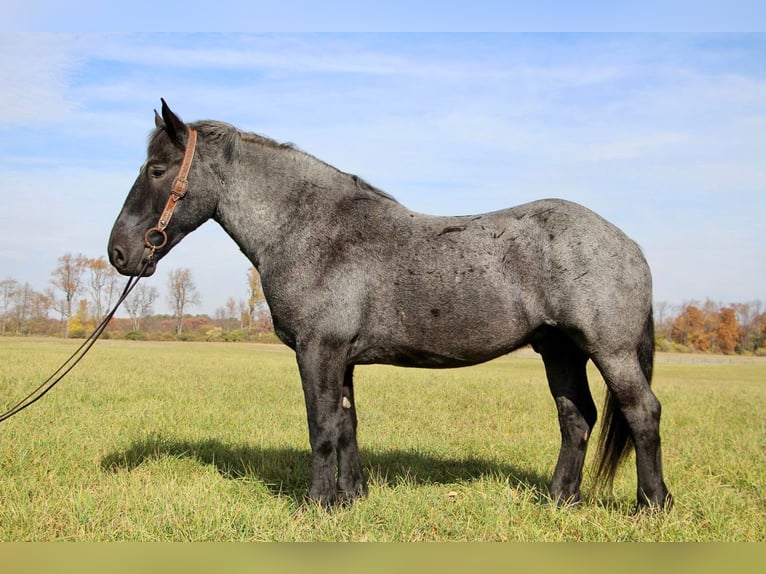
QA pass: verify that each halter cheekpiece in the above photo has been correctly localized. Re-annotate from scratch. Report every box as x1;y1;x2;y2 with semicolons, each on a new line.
144;128;198;252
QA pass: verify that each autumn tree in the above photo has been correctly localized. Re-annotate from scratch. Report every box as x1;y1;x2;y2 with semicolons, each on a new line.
50;253;87;337
671;304;706;350
68;299;94;336
715;307;740;354
123;284;159;332
166;268;200;335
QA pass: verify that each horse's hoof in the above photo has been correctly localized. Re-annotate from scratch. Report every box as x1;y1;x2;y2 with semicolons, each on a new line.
547;490;584;508
336;484;368;507
305;487;337;510
635;490;674;513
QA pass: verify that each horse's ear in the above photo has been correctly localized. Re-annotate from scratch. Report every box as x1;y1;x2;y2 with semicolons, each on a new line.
160;98;188;146
154;109;165;129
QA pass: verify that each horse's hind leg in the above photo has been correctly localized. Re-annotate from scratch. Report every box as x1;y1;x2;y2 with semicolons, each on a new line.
535;331;597;505
594;351;671;509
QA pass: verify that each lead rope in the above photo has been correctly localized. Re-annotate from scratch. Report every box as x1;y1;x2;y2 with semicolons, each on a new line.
0;256;153;423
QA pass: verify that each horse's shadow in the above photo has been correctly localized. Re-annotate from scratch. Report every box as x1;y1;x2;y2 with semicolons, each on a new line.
100;435;550;504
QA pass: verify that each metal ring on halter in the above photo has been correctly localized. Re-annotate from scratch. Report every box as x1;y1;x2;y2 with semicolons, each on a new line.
144;226;168;251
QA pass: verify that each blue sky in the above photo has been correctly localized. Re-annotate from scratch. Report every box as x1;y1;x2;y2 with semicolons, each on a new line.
1;32;764;316
6;1;766;33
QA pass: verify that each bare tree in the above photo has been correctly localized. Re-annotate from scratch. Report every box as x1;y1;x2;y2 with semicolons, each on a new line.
654;300;671;340
50;253;87;337
214;306;227;326
166;268;200;335
86;256;120;321
0;277;18;335
124;284;159;332
11;282;36;335
29;289;53;333
237;299;249;330
733;300;763;353
225;296;239;330
246;267;266;333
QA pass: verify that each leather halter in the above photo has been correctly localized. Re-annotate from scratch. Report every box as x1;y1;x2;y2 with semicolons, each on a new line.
144;128;198;252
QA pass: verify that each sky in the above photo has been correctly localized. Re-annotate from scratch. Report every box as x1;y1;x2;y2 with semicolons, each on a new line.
1;30;765;316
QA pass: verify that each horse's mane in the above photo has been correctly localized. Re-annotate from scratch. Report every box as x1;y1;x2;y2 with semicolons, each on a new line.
189;120;399;204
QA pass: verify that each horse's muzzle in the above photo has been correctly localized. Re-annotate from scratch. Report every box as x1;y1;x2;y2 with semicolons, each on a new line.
109;244;157;277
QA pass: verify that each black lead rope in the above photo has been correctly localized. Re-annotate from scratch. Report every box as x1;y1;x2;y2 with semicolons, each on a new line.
0;258;153;424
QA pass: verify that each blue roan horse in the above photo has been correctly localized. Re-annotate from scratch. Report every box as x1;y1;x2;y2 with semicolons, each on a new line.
109;101;671;510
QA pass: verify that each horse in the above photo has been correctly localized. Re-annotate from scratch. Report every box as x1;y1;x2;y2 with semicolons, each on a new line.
108;100;672;511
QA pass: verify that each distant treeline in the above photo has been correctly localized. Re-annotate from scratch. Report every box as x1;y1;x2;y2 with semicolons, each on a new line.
1;253;765;354
654;300;766;355
1;253;271;342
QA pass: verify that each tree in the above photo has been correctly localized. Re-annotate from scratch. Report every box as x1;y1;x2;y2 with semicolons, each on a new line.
733;301;763;353
50;253;87;337
715;307;740;354
0;277;18;335
68;299;93;336
671;304;707;350
85;256;119;322
166;268;200;335
246;267;267;333
654;300;672;340
224;296;239;330
238;299;249;330
28;289;53;334
11;282;34;335
123;284;159;332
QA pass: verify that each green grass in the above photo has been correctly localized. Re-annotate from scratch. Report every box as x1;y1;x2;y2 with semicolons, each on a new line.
0;337;764;541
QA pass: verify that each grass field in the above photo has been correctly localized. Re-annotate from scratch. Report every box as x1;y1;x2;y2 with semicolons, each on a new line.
0;337;764;541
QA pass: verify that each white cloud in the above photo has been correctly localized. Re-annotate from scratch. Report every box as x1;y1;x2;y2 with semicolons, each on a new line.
0;34;83;126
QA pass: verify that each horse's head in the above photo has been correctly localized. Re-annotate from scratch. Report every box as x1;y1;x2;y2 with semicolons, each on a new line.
108;100;217;276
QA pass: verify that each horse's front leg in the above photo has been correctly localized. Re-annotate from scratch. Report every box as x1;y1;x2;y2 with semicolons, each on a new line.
337;365;367;502
295;341;365;508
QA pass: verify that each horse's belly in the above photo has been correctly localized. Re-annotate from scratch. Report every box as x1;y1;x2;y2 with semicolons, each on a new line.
352;297;530;368
382;346;512;369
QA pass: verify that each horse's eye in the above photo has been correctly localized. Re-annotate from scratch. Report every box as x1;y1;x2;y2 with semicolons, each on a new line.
149;165;167;178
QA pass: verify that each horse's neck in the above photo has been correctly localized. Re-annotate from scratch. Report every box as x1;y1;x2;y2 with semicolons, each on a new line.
213;143;388;271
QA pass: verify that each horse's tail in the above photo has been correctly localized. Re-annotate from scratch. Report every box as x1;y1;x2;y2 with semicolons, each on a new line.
594;307;655;488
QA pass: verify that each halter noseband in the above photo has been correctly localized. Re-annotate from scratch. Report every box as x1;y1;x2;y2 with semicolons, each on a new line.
144;128;198;253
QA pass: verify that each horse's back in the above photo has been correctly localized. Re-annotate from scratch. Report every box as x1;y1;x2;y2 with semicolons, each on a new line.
358;198;651;363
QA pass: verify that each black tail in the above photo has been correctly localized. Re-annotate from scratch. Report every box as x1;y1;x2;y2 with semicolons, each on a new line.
595;308;654;488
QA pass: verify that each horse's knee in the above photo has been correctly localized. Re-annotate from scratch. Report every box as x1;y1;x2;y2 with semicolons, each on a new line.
554;396;594;446
620;390;662;442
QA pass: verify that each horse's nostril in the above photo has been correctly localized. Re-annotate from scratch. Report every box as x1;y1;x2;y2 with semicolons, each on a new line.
111;246;126;267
